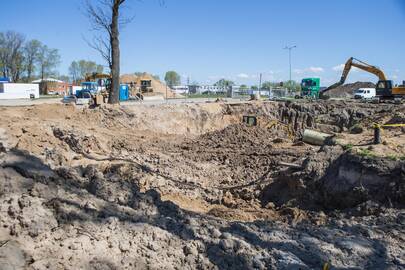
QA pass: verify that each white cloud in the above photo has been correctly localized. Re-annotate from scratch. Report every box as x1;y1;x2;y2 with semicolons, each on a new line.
208;75;223;80
308;67;324;73
332;64;345;71
332;64;359;72
294;67;324;74
237;73;249;79
391;75;398;79
293;69;304;75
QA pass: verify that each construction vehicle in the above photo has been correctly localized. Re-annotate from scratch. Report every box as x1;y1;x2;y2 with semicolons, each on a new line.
140;80;153;93
321;57;405;100
75;73;129;105
354;88;376;99
300;78;321;99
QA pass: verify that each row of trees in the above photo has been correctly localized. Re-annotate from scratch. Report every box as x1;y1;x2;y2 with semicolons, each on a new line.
69;60;104;84
0;31;61;82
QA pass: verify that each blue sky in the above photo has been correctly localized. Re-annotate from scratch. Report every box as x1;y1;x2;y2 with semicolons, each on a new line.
1;0;405;86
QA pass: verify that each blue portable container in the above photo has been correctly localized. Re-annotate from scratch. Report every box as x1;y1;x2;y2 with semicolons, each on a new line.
119;84;129;101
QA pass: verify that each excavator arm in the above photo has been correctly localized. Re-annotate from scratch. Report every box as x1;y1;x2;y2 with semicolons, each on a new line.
321;57;387;97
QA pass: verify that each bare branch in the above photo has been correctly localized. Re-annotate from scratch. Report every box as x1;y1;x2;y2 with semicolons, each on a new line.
84;35;112;69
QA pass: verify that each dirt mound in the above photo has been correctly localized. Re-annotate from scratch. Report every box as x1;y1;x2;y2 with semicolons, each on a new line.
198;123;293;147
120;73;178;98
325;81;375;98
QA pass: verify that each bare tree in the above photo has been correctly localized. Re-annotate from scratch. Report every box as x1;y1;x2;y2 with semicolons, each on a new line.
85;0;165;104
0;31;25;82
85;0;131;104
37;45;61;80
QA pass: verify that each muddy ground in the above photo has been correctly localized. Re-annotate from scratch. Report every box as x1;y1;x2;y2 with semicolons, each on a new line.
0;100;404;269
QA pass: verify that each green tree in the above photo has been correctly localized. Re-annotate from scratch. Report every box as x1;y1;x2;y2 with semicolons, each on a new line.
69;61;80;83
239;84;248;90
23;39;42;82
261;81;276;90
214;79;234;87
164;71;181;87
69;60;104;83
37;45;61;79
284;80;301;92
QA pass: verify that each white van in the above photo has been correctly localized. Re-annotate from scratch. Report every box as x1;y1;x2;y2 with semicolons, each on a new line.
354;88;376;99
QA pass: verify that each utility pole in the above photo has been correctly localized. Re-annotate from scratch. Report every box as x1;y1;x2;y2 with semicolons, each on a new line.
284;45;297;88
259;73;262;94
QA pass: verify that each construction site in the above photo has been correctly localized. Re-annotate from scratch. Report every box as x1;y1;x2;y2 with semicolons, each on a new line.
1;1;405;269
0;96;404;269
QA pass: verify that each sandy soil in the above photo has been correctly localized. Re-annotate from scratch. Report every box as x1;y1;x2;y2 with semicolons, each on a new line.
0;100;404;269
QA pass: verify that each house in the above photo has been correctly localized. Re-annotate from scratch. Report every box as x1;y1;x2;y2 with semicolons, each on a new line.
32;78;69;96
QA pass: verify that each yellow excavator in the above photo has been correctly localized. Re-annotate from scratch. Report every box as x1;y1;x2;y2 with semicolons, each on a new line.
321;57;405;100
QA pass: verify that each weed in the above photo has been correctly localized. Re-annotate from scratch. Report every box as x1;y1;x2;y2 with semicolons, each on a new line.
357;148;376;158
387;154;398;161
343;144;353;151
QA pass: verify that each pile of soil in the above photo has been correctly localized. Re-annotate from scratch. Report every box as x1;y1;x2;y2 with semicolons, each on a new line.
120;73;179;98
324;81;376;98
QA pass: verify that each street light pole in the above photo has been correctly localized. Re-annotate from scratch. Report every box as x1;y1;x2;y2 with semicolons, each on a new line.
284;45;297;87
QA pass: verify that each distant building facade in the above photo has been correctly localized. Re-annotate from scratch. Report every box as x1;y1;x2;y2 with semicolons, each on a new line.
196;85;226;94
32;78;69;95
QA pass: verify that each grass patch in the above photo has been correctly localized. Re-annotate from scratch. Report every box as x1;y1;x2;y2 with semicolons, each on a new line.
357;148;376;158
343;144;353;151
387;154;398;161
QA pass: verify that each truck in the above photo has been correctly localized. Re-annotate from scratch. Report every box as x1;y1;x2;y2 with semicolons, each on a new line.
354;88;376;99
300;78;320;99
0;83;39;99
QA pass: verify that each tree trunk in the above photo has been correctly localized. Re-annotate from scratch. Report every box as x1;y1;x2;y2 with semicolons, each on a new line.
27;61;33;82
109;0;121;104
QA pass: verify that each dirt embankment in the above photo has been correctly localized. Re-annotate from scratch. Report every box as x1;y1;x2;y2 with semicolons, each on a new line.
0;100;404;269
324;82;376;98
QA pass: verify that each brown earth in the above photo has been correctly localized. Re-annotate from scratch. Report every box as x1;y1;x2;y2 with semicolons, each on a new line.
120;73;179;98
324;81;376;98
0;100;404;269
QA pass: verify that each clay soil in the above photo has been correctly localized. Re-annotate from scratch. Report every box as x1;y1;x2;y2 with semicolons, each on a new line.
0;100;404;269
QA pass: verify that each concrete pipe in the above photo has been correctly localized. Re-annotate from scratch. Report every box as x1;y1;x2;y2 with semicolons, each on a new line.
303;129;336;146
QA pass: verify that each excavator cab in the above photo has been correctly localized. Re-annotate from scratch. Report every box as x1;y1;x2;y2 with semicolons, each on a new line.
376;80;393;97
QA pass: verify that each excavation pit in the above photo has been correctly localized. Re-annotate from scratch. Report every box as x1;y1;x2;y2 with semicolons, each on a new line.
0;100;404;269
